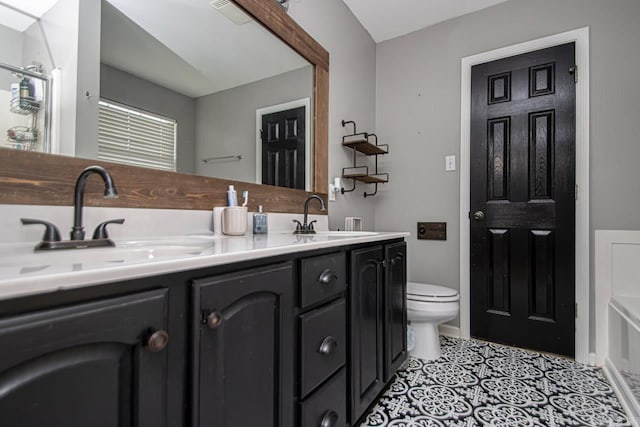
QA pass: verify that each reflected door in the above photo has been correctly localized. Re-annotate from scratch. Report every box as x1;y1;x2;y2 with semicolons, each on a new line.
470;43;576;356
261;106;305;189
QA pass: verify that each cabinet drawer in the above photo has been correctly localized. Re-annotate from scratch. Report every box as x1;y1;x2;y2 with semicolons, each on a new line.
300;368;347;427
300;299;346;397
300;252;346;309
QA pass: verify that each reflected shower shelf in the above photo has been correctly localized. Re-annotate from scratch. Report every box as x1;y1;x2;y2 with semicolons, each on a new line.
9;97;41;115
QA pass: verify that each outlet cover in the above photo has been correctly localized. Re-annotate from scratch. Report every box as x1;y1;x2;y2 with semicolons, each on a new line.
417;222;447;240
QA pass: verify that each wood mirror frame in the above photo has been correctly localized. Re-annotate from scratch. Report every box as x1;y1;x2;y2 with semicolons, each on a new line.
0;0;329;214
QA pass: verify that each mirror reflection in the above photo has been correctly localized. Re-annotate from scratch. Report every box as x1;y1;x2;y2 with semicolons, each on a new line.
0;0;314;190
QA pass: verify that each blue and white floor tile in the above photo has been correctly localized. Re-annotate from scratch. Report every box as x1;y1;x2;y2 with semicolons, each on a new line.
359;336;631;427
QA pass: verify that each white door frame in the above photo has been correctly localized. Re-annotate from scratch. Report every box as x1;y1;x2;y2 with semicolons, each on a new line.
256;98;312;192
459;27;590;364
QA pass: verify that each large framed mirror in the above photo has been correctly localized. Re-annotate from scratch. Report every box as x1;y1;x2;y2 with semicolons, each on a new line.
0;0;328;213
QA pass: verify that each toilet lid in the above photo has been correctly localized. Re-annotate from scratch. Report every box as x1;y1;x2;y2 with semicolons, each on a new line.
407;282;459;302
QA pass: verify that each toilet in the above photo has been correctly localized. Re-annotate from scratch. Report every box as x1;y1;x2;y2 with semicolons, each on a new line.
406;282;460;361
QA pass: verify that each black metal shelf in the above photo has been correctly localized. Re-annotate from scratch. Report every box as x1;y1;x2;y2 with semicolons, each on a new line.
340;120;389;198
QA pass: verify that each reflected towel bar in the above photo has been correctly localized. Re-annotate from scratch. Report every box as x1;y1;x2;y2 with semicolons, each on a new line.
201;155;242;163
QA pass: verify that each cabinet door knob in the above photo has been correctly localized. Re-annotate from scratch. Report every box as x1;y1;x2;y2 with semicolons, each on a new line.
318;336;337;355
319;409;339;427
206;311;223;329
146;329;169;352
318;269;338;285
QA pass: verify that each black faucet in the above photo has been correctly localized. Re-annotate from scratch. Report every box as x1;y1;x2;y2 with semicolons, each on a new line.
293;194;327;234
21;165;124;251
71;165;119;240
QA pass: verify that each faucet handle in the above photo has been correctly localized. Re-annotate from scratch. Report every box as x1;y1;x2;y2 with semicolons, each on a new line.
292;219;303;232
308;220;317;231
21;218;62;242
92;219;125;240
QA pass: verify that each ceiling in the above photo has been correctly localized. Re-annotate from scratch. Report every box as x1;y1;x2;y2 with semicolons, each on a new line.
341;0;511;43
0;0;310;98
0;0;58;31
102;0;309;98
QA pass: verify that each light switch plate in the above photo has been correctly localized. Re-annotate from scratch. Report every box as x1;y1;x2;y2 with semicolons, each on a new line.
445;155;456;171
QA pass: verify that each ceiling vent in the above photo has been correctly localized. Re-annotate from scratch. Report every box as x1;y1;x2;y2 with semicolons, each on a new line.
209;0;252;25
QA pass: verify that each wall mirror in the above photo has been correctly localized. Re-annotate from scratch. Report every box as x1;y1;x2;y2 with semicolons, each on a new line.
0;0;328;205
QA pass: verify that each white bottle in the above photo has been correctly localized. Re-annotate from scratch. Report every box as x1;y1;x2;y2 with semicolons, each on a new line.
226;185;238;206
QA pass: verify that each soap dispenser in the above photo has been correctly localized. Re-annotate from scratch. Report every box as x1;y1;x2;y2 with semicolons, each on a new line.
253;206;268;234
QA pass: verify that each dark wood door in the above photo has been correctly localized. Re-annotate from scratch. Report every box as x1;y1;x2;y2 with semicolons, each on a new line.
470;43;576;356
0;289;169;427
193;263;294;427
261;106;306;189
349;245;384;423
384;242;407;381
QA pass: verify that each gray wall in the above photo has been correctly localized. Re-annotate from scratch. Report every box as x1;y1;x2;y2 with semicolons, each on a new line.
100;64;196;173
194;66;313;182
74;0;101;160
374;0;640;349
0;25;24;134
0;25;23;87
288;1;377;231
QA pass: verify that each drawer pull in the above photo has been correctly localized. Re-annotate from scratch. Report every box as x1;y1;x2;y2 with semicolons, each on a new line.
146;329;169;352
319;410;339;427
206;311;223;329
318;336;338;355
318;269;338;285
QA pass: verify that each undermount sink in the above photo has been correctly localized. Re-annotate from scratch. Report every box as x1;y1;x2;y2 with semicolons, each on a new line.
1;236;219;270
315;231;378;237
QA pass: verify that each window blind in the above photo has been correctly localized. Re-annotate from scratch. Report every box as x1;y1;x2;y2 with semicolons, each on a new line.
98;99;177;171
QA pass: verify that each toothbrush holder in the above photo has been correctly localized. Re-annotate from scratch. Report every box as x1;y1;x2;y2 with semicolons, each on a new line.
222;206;248;236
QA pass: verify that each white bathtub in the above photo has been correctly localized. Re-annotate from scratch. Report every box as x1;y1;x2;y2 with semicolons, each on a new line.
608;296;640;424
596;230;640;426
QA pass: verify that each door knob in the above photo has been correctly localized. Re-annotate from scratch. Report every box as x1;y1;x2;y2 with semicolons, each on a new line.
206;311;223;329
473;211;485;221
146;329;169;352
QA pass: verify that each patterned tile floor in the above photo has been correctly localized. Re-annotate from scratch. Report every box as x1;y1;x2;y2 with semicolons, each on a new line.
359;336;631;427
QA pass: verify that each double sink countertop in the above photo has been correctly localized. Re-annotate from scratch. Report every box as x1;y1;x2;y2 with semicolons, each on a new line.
0;231;409;301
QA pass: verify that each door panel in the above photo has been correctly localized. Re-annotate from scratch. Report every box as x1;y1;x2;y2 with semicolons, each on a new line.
349;246;384;423
0;289;169;427
384;242;407;381
470;43;575;357
193;263;294;427
488;228;510;315
262;106;305;189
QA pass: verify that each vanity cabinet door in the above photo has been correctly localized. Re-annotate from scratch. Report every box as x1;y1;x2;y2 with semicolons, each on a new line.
0;289;169;427
384;242;408;380
349;245;385;423
193;262;294;427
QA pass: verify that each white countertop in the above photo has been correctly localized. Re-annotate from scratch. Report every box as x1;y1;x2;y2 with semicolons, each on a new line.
0;231;408;301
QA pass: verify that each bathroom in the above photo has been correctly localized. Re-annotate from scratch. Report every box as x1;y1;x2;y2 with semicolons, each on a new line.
1;0;640;425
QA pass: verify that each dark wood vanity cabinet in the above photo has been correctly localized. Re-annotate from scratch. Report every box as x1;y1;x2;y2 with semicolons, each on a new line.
349;242;408;424
298;252;348;427
192;263;295;427
384;242;408;380
0;289;169;427
0;238;406;427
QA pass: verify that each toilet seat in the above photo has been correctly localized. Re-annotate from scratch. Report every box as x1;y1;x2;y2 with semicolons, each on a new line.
407;282;459;303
